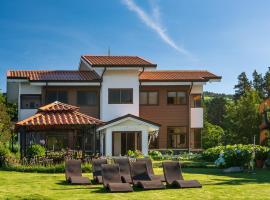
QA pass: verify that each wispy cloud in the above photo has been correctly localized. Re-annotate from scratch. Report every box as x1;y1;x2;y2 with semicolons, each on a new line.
122;0;190;56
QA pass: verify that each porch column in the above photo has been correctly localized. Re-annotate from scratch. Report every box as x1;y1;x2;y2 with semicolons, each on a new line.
105;129;112;156
141;130;148;156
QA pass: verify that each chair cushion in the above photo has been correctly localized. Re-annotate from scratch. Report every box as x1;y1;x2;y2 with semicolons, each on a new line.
69;176;90;185
107;183;133;192
173;180;202;188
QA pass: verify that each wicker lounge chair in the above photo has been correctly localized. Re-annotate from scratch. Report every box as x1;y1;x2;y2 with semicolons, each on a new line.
65;159;90;185
137;158;165;182
113;158;132;183
92;158;107;184
101;164;133;192
130;161;165;190
162;161;202;188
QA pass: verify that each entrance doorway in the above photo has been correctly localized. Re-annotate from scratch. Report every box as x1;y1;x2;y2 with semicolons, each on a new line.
112;132;142;156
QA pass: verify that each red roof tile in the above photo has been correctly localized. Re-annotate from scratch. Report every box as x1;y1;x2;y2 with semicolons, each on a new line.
16;101;103;130
82;55;157;67
139;70;221;82
7;70;101;82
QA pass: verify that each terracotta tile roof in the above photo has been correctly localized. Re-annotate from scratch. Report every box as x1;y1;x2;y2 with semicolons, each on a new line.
16;101;103;130
82;55;157;67
139;70;221;82
7;70;101;82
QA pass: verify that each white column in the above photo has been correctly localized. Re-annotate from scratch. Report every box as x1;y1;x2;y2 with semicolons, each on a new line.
141;130;148;156
105;129;112;156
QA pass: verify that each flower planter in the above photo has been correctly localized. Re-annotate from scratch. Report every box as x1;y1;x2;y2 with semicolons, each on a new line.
256;159;264;168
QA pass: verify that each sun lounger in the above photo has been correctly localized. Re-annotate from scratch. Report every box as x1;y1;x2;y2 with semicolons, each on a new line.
137;157;165;182
65;159;90;185
113;158;132;183
101;164;133;192
130;161;165;190
92;158;107;184
162;161;202;188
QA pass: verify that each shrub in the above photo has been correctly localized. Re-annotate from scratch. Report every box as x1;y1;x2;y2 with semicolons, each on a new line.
26;144;46;158
255;146;269;160
0;142;10;167
202;146;225;161
202;122;224;149
149;150;164;160
127;150;144;158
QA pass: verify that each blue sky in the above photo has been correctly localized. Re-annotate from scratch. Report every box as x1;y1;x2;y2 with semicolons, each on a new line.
1;0;270;94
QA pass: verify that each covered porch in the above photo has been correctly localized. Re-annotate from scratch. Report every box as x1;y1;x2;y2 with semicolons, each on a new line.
16;101;103;158
97;114;160;156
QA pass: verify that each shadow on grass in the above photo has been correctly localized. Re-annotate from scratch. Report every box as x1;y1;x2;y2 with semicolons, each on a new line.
182;168;270;185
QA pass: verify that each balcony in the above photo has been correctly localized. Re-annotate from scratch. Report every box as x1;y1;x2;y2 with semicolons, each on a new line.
190;108;203;128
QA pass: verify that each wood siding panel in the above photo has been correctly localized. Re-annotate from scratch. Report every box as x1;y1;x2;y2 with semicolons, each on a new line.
139;86;190;149
42;86;100;118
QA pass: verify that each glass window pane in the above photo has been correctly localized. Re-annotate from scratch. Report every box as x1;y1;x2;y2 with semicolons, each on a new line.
167;92;177;104
121;89;133;104
140;92;148;104
109;89;120;104
168;127;187;148
193;95;201;107
46;91;57;104
58;91;68;103
148;92;158;105
21;95;41;109
177;92;186;104
77;91;97;106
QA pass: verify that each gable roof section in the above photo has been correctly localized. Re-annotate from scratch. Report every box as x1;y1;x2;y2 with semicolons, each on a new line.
82;55;157;68
7;70;101;82
139;70;222;82
97;114;161;131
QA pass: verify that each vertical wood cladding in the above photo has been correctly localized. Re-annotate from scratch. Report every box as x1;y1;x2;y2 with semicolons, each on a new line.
139;85;190;149
42;86;100;118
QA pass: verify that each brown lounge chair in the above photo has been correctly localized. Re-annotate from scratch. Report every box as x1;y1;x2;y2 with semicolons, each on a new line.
65;159;90;185
137;158;165;182
113;158;132;183
130;161;165;190
92;158;107;184
101;164;133;192
162;161;202;188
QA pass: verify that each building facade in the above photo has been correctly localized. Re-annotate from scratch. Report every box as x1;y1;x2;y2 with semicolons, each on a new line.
7;55;221;156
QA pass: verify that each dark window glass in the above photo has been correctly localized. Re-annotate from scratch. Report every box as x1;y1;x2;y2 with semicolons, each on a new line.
109;89;121;104
140;91;158;105
77;91;97;106
21;95;41;109
46;91;68;103
108;89;133;104
193;129;202;149
121;89;133;104
167;127;187;148
192;95;202;107
167;91;186;105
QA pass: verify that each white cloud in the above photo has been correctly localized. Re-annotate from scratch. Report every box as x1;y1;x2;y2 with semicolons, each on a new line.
122;0;190;56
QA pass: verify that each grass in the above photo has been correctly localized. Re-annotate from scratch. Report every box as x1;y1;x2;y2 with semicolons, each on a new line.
0;168;270;200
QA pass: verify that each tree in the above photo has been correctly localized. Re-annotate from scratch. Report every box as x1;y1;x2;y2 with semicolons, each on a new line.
223;90;262;144
202;122;224;149
252;70;264;98
0;93;12;143
234;72;252;100
204;97;227;128
264;67;270;98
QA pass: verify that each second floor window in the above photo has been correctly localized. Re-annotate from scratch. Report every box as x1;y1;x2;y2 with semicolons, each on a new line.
77;91;97;106
191;94;202;107
167;91;187;105
140;91;158;105
108;89;133;104
21;94;41;109
46;91;68;104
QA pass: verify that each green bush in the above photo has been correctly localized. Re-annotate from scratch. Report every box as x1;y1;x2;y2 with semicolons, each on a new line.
149;150;164;160
0;142;10;167
127;150;144;158
26;144;46;158
203;144;270;168
202;122;224;149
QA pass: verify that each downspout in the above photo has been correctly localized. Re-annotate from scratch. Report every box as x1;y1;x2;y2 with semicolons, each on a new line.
188;82;194;153
138;67;145;87
44;81;48;105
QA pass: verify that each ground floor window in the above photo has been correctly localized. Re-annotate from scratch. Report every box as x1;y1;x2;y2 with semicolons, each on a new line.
167;127;187;148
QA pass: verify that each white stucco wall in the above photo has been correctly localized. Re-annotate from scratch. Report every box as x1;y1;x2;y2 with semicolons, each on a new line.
191;85;203;94
100;70;140;121
190;108;204;128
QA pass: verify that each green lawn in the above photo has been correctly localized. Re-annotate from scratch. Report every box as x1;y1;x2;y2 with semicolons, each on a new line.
0;168;270;200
